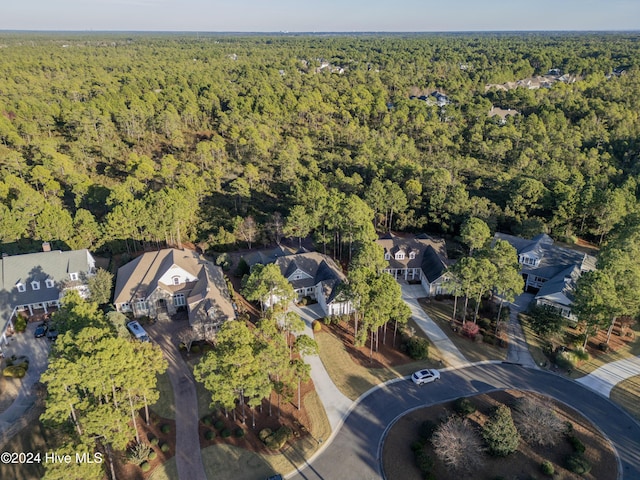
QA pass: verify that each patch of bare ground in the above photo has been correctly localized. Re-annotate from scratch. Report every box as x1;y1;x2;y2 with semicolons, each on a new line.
383;390;617;480
0;376;21;414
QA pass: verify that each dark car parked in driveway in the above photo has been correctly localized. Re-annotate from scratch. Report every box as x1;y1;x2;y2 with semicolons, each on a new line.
34;323;48;338
46;329;58;341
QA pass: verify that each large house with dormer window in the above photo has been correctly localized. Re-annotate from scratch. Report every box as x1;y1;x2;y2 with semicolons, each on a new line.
376;233;453;296
0;245;96;347
494;233;596;320
244;248;354;317
113;248;235;331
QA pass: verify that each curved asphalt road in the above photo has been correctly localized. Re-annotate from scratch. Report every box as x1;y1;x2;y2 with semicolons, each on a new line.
289;364;640;480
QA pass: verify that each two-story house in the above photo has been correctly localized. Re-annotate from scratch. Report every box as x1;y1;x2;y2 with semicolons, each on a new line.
113;248;235;331
0;244;96;345
494;233;596;320
376;233;452;296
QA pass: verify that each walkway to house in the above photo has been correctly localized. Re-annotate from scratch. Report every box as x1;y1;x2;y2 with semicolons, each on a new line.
290;304;353;432
147;314;207;480
505;292;537;368
576;355;640;397
400;284;467;368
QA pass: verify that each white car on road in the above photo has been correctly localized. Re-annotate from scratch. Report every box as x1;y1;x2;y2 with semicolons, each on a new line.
411;369;440;385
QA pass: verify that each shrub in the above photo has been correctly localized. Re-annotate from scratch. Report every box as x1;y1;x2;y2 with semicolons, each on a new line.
483;334;496;345
148;435;159;445
204;430;216;440
405;337;429;360
160;424;171;434
414;449;434;478
566;452;591;474
454;397;477;416
598;342;610;352
482;405;520;457
259;428;273;442
540;460;554;476
191;345;201;354
555;351;575;370
478;318;492;331
3;366;26;378
462;322;480;339
148;450;157;460
128;442;151;465
214;420;225;430
513;397;565;447
202;416;212;426
221;428;231;438
572;347;590;362
14;316;27;333
432;416;485;472
140;461;150;472
234;428;245;438
313;320;322;332
419;420;438;441
160;443;170;453
567;434;585;454
265;426;293;449
411;440;425;452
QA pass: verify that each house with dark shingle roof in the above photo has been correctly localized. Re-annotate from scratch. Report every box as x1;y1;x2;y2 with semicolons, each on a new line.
246;249;353;317
376;233;453;296
113;248;235;331
0;246;96;346
494;233;596;320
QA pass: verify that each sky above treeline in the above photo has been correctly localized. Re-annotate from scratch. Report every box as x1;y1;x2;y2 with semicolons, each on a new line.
2;0;639;32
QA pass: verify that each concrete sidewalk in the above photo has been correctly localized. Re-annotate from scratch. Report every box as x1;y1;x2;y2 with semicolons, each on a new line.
576;355;640;397
400;284;467;368
290;304;353;432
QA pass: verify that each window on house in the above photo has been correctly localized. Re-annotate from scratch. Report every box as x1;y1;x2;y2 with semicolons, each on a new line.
409;252;416;259
135;300;147;311
395;252;405;260
45;279;54;288
121;303;132;312
172;276;180;285
384;253;390;260
173;294;186;307
69;272;79;281
31;281;40;290
16;283;26;293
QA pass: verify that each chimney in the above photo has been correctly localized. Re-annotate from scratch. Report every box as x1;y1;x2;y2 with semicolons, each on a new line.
42;242;51;252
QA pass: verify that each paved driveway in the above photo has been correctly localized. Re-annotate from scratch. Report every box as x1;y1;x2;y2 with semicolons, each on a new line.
505;292;537;367
577;355;640;397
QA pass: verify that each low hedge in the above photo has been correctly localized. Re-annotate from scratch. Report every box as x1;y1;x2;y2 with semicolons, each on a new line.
3;366;26;378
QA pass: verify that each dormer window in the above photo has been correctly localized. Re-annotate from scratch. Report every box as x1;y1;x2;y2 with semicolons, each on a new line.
409;252;416;260
16;282;26;293
45;279;55;288
172;276;180;285
395;251;405;260
69;272;79;281
31;281;40;290
384;253;390;260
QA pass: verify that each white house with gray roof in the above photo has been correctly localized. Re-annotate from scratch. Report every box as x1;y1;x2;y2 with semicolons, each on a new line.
494;233;596;320
0;247;96;345
113;248;235;332
245;249;354;317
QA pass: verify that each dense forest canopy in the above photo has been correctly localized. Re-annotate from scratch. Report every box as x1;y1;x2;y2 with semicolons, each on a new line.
0;32;639;255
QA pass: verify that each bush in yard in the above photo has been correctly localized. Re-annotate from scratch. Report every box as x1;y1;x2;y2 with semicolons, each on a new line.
540;460;554;476
191;345;201;354
259;428;273;442
313;320;322;332
148;450;157;460
414;449;435;480
453;397;477;416
265;426;293;449
3;366;26;378
202;416;212;426
513;397;565;447
567;434;585;454
405;336;430;360
160;443;169;453
482;405;520;457
160;424;171;434
566;452;591;474
221;428;231;438
234;428;245;438
419;420;438;441
128;442;152;465
462;322;480;339
148;434;159;445
140;461;151;472
205;430;216;440
14;316;27;333
214;420;225;430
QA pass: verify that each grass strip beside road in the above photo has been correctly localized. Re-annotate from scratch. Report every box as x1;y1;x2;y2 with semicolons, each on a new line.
150;371;176;420
609;375;640;422
315;330;435;401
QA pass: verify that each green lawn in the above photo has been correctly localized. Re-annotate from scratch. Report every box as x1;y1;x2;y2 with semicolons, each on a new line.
315;329;437;401
610;375;640;422
151;371;176;419
519;313;553;367
148;457;178;480
420;299;508;363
